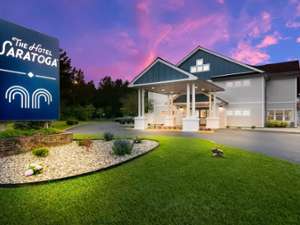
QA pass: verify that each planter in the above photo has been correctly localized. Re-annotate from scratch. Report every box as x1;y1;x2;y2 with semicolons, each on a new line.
0;132;73;157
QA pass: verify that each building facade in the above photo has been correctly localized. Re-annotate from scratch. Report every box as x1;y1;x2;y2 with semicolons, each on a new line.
129;46;300;131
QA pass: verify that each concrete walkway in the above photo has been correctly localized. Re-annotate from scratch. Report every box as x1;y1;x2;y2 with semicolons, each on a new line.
68;122;300;164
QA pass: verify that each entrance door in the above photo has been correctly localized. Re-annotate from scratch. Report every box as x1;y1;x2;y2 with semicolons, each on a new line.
199;108;209;128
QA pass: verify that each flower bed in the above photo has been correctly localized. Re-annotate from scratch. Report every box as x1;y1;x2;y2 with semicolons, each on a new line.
0;140;158;185
0;132;73;157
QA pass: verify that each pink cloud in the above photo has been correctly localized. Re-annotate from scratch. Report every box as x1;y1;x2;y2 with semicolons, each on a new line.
248;11;272;38
231;41;270;65
162;0;185;10
286;20;300;28
256;35;278;48
297;37;300;43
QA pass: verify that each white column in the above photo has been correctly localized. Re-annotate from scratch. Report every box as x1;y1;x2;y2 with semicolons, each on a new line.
213;94;217;117
192;83;196;117
186;83;190;117
138;88;141;117
141;88;145;117
208;93;212;116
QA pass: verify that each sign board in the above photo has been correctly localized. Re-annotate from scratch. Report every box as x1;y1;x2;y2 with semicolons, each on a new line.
0;19;59;120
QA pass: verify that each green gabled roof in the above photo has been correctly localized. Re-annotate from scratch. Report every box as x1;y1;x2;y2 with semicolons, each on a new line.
130;58;197;86
174;94;209;103
177;46;263;80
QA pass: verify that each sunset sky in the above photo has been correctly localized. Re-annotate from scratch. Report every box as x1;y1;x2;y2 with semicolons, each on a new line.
1;0;300;82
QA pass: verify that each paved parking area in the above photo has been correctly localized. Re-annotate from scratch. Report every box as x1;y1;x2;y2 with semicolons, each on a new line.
68;122;300;164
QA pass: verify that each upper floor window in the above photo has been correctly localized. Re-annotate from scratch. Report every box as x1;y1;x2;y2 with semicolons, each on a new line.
226;79;251;88
190;58;210;73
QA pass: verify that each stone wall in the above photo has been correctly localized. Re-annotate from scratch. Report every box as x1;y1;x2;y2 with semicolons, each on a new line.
0;132;73;157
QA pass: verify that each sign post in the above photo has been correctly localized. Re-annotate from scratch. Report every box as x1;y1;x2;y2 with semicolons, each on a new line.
0;19;59;121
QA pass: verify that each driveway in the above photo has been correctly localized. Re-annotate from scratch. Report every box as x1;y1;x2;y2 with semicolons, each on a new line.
68;122;300;164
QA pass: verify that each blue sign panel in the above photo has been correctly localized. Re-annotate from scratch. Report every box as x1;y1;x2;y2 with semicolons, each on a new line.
0;19;59;120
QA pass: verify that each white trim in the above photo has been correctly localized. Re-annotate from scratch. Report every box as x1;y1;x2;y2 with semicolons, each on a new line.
129;58;198;87
211;71;260;79
129;78;197;88
262;76;265;127
177;46;264;73
266;101;296;104
229;101;263;104
295;77;298;127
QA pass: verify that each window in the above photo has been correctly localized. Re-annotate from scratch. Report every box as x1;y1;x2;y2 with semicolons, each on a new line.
203;64;210;72
196;66;203;72
275;110;283;121
226;82;233;88
267;111;275;121
243;79;251;87
243;110;250;116
235;81;242;87
284;110;292;121
235;110;242;116
267;110;293;121
196;59;203;66
227;110;233;116
190;66;197;73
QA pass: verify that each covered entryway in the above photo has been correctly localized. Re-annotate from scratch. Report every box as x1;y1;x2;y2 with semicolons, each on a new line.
129;58;224;131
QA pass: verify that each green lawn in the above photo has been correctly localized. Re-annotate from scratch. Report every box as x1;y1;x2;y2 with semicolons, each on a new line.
1;136;300;225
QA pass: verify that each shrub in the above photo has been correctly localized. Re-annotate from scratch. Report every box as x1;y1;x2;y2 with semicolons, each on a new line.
14;121;48;130
78;139;92;150
134;136;142;144
32;148;49;157
66;119;79;125
0;128;60;139
266;120;288;128
251;125;256;129
104;132;114;141
226;125;230;129
112;139;133;156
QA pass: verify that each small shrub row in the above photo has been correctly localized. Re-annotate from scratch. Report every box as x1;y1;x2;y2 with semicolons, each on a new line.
115;117;134;124
266;120;288;128
112;139;133;156
66;119;79;125
104;132;114;141
0;128;60;139
32;148;49;157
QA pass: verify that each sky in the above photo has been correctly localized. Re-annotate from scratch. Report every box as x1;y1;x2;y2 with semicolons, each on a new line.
1;0;300;82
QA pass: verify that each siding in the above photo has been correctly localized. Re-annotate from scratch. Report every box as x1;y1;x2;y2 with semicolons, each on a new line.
179;49;254;79
214;76;264;127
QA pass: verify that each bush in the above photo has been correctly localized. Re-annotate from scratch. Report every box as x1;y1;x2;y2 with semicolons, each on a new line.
266;120;288;128
226;125;230;129
14;121;48;130
32;148;49;157
104;132;114;141
251;125;256;129
78;139;92;150
66;119;79;125
134;136;142;144
112;139;133;156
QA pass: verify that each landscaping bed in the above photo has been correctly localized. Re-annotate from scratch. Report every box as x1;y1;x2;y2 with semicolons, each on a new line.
0;139;158;185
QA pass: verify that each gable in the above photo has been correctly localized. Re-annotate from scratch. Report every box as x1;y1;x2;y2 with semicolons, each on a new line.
178;48;263;80
133;59;195;85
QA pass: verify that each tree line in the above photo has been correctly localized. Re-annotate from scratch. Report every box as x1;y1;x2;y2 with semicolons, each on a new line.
59;50;138;120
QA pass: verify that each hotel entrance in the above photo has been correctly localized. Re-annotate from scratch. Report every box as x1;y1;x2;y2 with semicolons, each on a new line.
199;108;209;129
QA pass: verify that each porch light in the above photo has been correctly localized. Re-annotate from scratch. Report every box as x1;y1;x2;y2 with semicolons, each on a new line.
195;86;198;89
151;87;155;90
201;88;205;91
161;89;165;91
179;106;184;111
170;91;174;94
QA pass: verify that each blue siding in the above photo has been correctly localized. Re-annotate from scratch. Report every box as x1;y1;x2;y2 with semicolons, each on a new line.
134;61;189;84
179;49;254;80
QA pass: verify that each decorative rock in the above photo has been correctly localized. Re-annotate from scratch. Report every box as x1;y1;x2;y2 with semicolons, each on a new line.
212;148;224;157
0;140;159;184
24;169;34;177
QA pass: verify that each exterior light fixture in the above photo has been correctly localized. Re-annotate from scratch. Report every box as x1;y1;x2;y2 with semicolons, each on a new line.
151;87;155;89
201;88;205;91
161;89;165;91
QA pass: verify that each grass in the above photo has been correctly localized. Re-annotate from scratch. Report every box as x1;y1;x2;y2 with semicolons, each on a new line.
0;136;300;225
73;133;103;140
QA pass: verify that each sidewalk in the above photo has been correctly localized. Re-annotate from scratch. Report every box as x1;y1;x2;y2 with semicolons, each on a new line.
241;127;300;134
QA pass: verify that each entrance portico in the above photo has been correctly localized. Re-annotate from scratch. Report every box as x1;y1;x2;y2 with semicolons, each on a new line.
129;58;224;131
